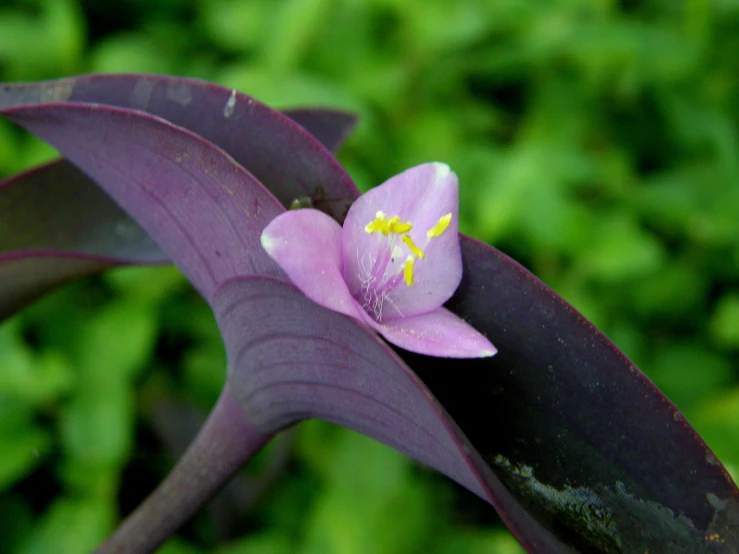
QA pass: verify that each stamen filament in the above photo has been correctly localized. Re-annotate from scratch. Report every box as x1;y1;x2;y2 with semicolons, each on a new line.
360;210;444;320
374;269;406;298
368;235;393;284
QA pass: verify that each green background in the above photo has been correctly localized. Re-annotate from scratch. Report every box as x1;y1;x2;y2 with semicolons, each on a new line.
1;0;738;552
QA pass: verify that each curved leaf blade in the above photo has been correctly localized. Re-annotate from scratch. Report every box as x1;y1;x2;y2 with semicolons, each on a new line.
0;104;357;321
0;160;167;318
1;103;284;300
0;74;358;221
280;107;358;154
213;275;572;552
412;237;739;552
0;160;162;258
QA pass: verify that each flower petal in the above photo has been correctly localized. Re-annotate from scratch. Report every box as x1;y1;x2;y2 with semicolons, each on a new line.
377;306;497;358
261;209;366;322
342;162;462;320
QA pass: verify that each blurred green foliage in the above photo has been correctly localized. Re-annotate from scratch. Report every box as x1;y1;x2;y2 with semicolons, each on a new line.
1;0;738;552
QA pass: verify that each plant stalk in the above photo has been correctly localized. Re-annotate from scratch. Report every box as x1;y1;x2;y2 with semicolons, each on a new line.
94;384;272;554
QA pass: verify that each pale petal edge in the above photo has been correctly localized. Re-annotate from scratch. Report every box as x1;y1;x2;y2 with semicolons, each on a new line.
377;306;497;358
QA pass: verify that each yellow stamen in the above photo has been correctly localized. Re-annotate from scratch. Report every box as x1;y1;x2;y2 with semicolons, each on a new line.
401;235;425;259
365;212;413;236
403;256;415;286
388;217;412;234
426;213;452;239
365;211;387;234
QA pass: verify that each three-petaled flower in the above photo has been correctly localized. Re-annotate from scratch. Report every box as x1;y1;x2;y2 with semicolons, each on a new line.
260;162;496;358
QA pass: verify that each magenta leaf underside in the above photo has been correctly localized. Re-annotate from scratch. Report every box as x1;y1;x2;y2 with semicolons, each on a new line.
1;74;737;553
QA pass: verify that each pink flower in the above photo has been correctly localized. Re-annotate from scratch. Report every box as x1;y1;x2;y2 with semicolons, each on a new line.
260;163;496;358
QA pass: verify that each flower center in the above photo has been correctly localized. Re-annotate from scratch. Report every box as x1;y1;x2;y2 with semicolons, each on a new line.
356;210;451;320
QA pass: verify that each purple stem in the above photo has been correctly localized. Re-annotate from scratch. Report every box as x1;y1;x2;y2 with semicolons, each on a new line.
94;384;273;554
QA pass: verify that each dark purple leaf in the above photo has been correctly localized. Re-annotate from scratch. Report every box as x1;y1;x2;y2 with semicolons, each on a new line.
214;255;739;552
414;237;739;552
0;102;357;321
1;103;284;300
280;107;358;154
0;74;358;220
0;160;167;318
213;275;570;552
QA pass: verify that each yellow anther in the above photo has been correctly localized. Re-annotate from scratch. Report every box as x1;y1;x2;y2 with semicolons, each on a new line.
365;212;413;236
401;235;425;259
388;216;412;234
365;211;388;234
426;213;452;239
403;256;415;286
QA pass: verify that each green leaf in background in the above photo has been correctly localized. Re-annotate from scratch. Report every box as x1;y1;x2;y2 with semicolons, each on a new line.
0;0;84;80
578;212;665;283
0;426;49;492
0;321;73;406
215;532;292;554
59;384;135;486
74;300;157;383
301;430;433;554
436;529;526;554
710;293;739;349
693;388;739;481
647;344;734;413
18;496;114;554
0;494;33;554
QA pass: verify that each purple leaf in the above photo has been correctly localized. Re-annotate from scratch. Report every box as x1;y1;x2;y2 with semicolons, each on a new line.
213;252;739;551
213;275;569;552
281;107;358;154
0;103;356;321
1;103;284;300
0;74;358;220
0;160;167;318
419;237;739;552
